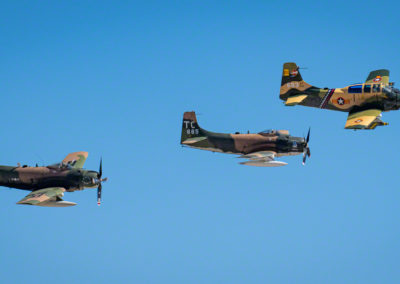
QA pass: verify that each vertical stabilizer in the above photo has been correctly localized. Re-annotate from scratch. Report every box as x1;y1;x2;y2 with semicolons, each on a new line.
181;111;205;144
279;62;313;102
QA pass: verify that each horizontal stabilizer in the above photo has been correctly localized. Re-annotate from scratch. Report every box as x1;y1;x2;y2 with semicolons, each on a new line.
181;136;207;145
285;94;308;106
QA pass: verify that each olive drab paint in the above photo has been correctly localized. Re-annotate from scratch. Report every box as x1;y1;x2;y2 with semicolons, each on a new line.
181;111;311;167
1;152;107;207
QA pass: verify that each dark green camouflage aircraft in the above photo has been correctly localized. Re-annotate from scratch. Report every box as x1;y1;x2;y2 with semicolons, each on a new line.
0;152;107;207
181;111;311;167
280;62;400;130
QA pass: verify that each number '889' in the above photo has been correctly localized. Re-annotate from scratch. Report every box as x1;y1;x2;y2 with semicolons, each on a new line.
187;129;199;135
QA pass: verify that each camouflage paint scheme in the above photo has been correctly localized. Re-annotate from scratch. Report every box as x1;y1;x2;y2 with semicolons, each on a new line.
181;112;310;167
279;62;400;129
0;152;106;207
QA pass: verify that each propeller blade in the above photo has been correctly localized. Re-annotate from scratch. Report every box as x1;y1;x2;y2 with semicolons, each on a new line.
302;128;311;165
98;157;102;178
97;183;102;206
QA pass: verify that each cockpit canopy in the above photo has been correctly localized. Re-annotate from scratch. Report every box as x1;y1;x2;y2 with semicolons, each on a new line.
347;82;397;94
348;84;363;93
47;162;73;170
258;129;289;136
259;129;276;134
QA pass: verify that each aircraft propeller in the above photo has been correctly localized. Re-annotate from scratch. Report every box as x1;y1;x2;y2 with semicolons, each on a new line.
97;157;108;206
302;128;311;165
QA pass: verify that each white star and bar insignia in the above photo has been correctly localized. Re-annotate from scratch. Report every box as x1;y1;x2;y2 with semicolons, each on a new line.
337;97;345;105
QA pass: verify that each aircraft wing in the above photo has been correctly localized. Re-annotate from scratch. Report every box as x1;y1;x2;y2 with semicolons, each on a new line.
238;151;287;167
285;94;308;106
365;69;389;84
16;187;77;207
345;109;387;130
62;151;88;168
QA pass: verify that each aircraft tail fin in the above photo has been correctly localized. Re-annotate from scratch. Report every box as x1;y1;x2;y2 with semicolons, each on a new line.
279;62;313;102
281;62;303;85
181;111;206;144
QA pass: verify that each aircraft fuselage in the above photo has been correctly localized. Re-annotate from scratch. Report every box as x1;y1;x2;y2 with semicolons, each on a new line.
0;165;99;191
182;130;306;157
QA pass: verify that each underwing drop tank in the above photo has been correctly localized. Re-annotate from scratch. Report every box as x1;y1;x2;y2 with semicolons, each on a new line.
240;161;288;167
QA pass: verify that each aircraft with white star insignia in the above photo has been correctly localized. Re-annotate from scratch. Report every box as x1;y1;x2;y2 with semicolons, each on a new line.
279;62;400;130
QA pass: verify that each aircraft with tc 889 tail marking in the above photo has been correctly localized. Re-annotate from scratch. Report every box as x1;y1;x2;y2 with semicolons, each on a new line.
279;62;400;130
0;152;107;207
180;111;311;167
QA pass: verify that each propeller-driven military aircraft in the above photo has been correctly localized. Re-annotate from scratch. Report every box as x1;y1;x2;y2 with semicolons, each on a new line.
180;111;311;167
279;62;400;130
0;152;107;207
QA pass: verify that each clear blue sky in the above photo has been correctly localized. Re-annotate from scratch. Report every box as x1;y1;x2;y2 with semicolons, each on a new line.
1;1;399;283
